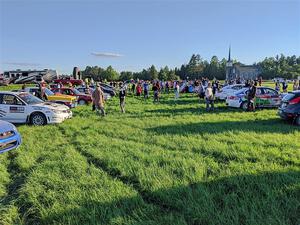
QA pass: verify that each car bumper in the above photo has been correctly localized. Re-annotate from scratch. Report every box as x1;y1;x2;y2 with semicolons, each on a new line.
48;111;73;124
226;100;241;108
65;102;77;108
0;132;22;154
278;108;297;120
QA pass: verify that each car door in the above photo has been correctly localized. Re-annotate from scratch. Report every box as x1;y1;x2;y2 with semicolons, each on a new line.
255;88;265;107
0;93;27;123
263;88;281;107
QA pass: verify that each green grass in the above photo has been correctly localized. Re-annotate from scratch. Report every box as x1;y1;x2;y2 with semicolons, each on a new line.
0;88;299;225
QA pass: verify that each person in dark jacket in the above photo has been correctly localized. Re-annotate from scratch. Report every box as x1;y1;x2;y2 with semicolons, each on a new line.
247;81;257;111
119;83;126;113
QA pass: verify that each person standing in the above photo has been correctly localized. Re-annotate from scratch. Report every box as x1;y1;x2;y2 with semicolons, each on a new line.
282;79;288;93
275;80;280;92
131;82;136;94
174;82;180;100
293;80;299;91
247;81;257;111
119;83;126;113
143;81;149;99
136;83;142;96
165;81;170;93
205;83;214;111
92;83;105;116
153;82;159;102
258;76;262;86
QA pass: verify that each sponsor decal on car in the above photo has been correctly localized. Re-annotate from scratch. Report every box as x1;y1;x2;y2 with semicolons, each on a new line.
9;106;25;113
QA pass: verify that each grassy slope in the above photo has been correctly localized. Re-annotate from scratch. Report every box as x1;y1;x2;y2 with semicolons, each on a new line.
0;88;299;225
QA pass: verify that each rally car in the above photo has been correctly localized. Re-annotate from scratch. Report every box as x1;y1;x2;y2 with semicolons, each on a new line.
278;90;300;125
0;91;72;125
23;87;77;108
51;87;92;105
215;84;247;100
226;87;282;110
0;120;22;153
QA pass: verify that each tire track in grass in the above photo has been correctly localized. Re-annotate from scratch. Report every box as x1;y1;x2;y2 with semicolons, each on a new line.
57;125;188;222
1;126;67;224
0;151;45;224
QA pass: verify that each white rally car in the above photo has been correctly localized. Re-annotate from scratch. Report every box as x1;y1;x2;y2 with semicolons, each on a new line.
215;84;247;100
0;91;72;125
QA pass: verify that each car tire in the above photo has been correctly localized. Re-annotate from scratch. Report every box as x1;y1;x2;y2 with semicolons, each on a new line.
295;116;300;126
30;113;47;126
241;101;248;111
78;99;87;105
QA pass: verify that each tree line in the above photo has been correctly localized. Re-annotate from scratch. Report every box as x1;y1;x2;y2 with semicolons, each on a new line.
81;54;300;81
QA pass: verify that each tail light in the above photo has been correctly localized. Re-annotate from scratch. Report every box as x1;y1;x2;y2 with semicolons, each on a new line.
289;97;300;105
228;96;238;100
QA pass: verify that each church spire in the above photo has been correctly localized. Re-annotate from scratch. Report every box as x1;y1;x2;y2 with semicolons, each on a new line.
228;45;231;62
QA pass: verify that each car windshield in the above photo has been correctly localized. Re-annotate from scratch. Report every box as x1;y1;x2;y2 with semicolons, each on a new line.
18;93;44;105
282;93;295;101
44;88;54;96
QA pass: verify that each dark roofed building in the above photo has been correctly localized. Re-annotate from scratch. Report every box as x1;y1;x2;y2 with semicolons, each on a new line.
226;47;261;81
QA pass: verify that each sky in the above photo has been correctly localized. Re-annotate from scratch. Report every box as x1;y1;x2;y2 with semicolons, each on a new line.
0;0;300;74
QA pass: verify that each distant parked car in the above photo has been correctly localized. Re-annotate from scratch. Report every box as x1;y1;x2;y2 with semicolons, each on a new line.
226;87;282;110
0;91;72;125
278;91;300;125
89;83;116;96
51;87;92;105
23;87;77;108
215;84;247;100
0;120;22;153
54;78;83;86
76;87;112;100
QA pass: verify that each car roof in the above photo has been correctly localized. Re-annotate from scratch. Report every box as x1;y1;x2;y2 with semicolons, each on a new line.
0;91;20;95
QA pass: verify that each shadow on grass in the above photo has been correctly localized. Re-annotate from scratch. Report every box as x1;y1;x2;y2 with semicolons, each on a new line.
145;105;234;115
147;119;298;135
41;170;300;225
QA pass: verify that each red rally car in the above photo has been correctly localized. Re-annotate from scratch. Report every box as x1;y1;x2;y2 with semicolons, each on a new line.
51;87;92;105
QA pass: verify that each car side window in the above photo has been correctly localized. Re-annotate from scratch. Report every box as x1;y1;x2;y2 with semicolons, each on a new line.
1;94;24;105
62;89;70;95
256;89;263;95
264;88;277;95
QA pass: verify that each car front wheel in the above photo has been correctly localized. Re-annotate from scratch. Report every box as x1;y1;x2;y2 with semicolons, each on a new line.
295;116;300;126
30;113;47;126
78;99;87;105
241;101;248;111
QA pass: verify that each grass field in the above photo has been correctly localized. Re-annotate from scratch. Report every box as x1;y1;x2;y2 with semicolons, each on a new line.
0;86;299;225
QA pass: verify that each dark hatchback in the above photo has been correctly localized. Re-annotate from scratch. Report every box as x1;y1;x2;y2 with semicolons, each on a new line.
278;90;300;125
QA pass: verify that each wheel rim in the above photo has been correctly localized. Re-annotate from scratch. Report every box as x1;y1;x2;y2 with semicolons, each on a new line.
32;115;44;125
296;117;300;126
242;102;248;110
78;100;85;105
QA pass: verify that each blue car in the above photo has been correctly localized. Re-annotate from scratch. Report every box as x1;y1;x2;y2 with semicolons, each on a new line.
0;120;22;153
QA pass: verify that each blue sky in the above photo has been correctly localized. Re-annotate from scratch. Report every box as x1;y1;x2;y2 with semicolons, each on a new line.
0;0;299;74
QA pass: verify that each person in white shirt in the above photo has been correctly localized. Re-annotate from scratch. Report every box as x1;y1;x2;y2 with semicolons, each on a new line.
205;82;214;111
175;82;180;100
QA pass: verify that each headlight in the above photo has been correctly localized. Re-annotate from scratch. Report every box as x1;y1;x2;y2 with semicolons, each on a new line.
50;109;63;114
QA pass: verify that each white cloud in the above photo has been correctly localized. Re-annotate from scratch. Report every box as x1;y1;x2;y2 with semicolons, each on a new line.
91;52;123;58
3;62;41;66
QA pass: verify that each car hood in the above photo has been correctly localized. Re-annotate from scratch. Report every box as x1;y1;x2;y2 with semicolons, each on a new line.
33;102;70;111
0;120;17;133
50;94;76;101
